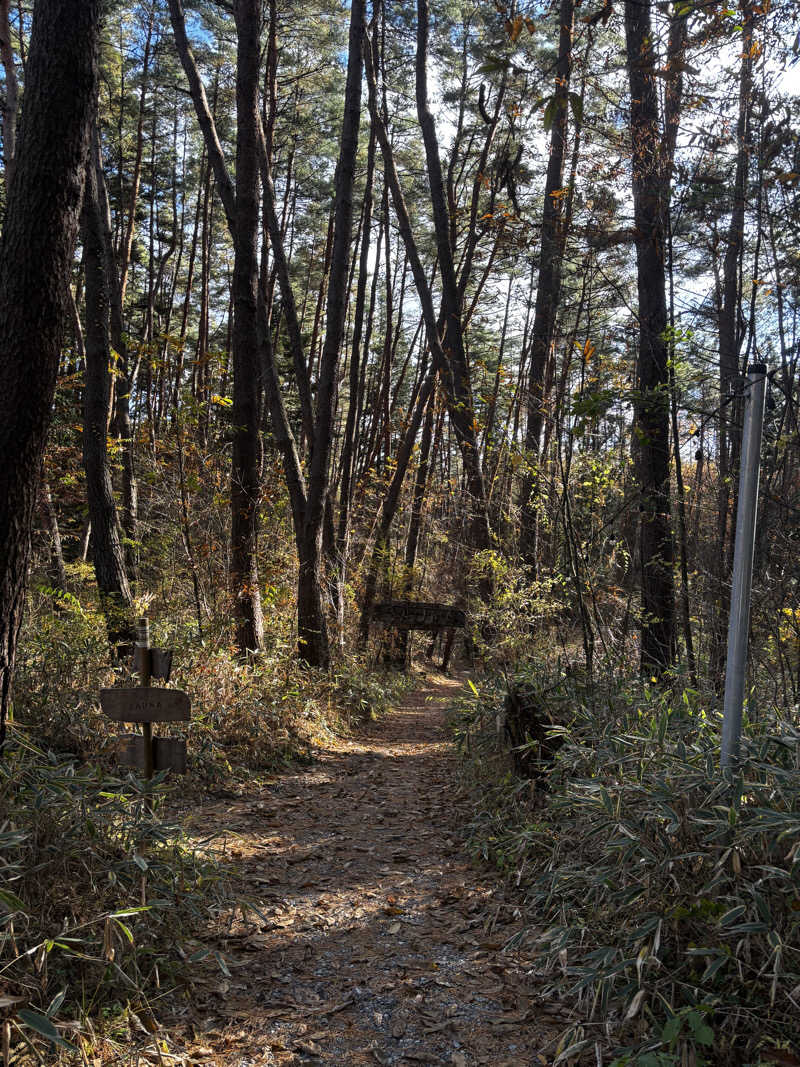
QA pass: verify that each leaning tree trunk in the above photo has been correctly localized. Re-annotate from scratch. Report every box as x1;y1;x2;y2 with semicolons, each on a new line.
358;369;437;644
415;0;490;554
81;136;134;647
0;0;101;743
624;0;675;674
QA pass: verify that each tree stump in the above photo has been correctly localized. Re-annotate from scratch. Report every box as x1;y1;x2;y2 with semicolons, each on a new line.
501;682;564;781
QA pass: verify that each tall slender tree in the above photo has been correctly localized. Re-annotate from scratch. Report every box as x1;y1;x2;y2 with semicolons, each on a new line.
624;0;675;673
0;0;101;740
81;128;134;644
230;0;266;653
519;0;575;573
415;0;490;554
169;0;365;665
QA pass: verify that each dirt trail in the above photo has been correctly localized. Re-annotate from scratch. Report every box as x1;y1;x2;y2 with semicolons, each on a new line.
162;675;561;1066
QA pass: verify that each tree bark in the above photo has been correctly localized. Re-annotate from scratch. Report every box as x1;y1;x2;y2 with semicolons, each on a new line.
624;0;675;674
230;0;265;654
415;0;490;554
519;0;575;571
0;0;100;742
81;137;134;646
0;0;19;186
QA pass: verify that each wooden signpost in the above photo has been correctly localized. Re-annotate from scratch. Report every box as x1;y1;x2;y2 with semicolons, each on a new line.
372;601;466;669
372;601;466;632
100;617;190;779
101;688;189;724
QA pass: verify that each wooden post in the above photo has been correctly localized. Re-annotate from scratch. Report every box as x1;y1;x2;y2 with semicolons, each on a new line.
102;623;189;784
441;628;455;671
135;617;154;782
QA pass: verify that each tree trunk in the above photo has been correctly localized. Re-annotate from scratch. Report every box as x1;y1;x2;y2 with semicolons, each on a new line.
359;369;437;643
624;0;675;674
40;476;67;591
173;147;206;412
81;135;134;647
0;0;100;742
711;1;753;683
169;0;266;655
92;129;139;574
296;523;329;667
230;0;265;654
335;119;377;643
519;0;575;571
0;0;19;186
415;0;489;554
395;387;437;662
663;4;695;682
297;0;365;667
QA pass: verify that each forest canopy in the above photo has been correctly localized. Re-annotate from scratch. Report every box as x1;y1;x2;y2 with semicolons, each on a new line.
1;0;798;692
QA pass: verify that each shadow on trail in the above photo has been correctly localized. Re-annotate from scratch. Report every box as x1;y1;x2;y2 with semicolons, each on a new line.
163;676;563;1066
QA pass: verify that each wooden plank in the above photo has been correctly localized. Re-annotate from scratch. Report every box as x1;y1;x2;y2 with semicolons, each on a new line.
372;600;466;631
101;687;190;723
118;733;146;770
117;734;187;774
154;737;187;774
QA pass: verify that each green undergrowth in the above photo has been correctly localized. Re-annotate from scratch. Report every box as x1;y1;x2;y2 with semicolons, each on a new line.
0;727;230;1063
3;590;412;1061
13;591;410;786
454;665;800;1066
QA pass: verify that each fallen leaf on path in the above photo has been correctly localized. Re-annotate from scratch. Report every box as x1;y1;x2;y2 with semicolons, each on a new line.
295;1039;322;1056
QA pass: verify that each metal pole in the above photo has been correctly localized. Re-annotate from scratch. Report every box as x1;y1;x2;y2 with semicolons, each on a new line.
721;364;767;769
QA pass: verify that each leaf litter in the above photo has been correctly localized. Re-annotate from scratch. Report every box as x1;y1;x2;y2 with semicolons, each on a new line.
144;675;564;1065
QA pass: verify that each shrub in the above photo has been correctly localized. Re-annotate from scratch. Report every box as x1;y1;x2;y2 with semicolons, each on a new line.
456;668;800;1065
13;593;412;786
0;727;229;1062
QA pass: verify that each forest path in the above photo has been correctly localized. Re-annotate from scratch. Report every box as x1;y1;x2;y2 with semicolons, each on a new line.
165;674;561;1066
